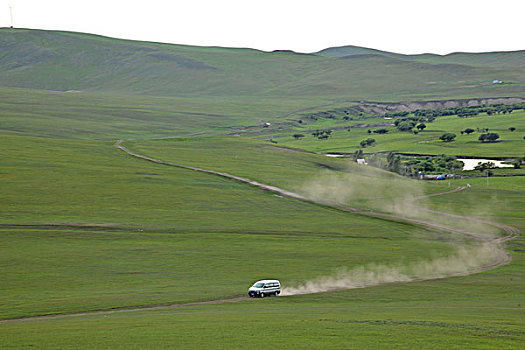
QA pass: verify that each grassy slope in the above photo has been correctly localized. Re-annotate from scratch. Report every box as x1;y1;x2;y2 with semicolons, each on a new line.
1;134;459;319
1;29;524;348
0;87;327;139
276;110;525;157
0;134;523;348
127;137;452;210
1;29;524;100
1;159;523;347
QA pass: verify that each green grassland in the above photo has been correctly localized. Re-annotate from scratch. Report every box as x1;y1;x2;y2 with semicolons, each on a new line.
1;29;524;100
276;110;525;157
0;87;328;139
1;29;524;348
124;136;519;238
127;137;455;212
1;134;465;320
1;134;524;348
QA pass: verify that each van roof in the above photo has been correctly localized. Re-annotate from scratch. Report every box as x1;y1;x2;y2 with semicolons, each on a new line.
255;279;280;284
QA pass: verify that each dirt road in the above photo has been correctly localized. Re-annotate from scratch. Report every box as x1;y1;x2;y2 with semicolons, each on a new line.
0;141;517;323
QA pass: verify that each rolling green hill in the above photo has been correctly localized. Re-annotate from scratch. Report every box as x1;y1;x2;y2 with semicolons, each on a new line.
1;28;524;100
1;28;524;348
316;44;525;68
315;44;410;59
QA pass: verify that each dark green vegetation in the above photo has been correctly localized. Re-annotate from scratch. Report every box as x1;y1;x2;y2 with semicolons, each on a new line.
0;29;524;348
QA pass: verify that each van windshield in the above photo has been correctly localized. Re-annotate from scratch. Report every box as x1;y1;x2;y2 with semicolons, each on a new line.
253;283;265;288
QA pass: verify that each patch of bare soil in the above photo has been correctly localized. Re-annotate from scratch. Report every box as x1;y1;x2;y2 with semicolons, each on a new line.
354;97;525;115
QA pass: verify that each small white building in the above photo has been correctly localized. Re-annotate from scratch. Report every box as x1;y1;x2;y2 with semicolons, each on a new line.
357;159;367;165
492;80;503;84
263;122;271;127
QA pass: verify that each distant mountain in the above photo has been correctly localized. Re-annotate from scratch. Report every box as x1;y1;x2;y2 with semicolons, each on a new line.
317;44;525;67
0;28;523;99
315;45;409;59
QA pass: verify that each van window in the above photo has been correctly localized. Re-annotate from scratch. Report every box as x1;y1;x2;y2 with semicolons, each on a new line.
254;282;265;288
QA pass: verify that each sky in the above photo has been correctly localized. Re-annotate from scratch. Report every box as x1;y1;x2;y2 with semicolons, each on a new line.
1;0;524;55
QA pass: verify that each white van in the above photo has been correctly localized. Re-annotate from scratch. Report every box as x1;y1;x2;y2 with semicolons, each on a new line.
248;280;281;298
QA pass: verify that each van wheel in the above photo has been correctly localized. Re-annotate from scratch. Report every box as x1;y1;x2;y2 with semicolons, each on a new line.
260;293;265;298
274;292;279;296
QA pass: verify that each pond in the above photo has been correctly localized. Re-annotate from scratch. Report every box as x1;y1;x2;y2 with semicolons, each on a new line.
457;158;514;171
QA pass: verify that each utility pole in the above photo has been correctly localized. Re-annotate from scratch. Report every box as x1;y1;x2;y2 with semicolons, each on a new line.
9;6;14;28
486;170;489;187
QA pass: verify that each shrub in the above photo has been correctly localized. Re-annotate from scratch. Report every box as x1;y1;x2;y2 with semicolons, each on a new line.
360;138;376;148
439;133;456;142
396;120;417;131
479;133;500;143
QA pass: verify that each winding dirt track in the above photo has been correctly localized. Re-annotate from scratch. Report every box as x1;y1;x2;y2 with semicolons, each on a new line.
0;141;518;324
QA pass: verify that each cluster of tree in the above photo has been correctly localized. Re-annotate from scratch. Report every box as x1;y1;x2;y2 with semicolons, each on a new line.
461;127;492;135
478;133;500;142
461;128;475;135
312;129;332;140
372;128;389;134
394;116;432;132
363;153;463;176
405;155;464;173
293;133;305;140
360;138;375;147
440;133;457;142
413;102;525;119
385;152;402;173
474;161;496;172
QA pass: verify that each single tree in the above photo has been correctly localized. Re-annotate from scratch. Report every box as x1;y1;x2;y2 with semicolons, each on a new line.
464;128;475;135
353;149;363;160
360;138;375;148
293;133;305;140
416;123;426;131
439;133;456;142
397;120;416;131
509;127;516;132
479;133;500;143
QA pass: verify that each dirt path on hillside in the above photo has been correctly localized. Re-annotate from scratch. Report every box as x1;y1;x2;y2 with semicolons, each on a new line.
1;142;518;324
113;139;518;277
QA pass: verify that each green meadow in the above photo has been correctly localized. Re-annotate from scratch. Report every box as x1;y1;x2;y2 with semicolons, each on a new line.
1;133;523;348
0;29;524;348
1;134;465;320
276;110;525;157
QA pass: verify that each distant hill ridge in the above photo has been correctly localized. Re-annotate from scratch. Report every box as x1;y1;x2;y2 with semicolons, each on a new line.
316;44;525;67
0;28;523;99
